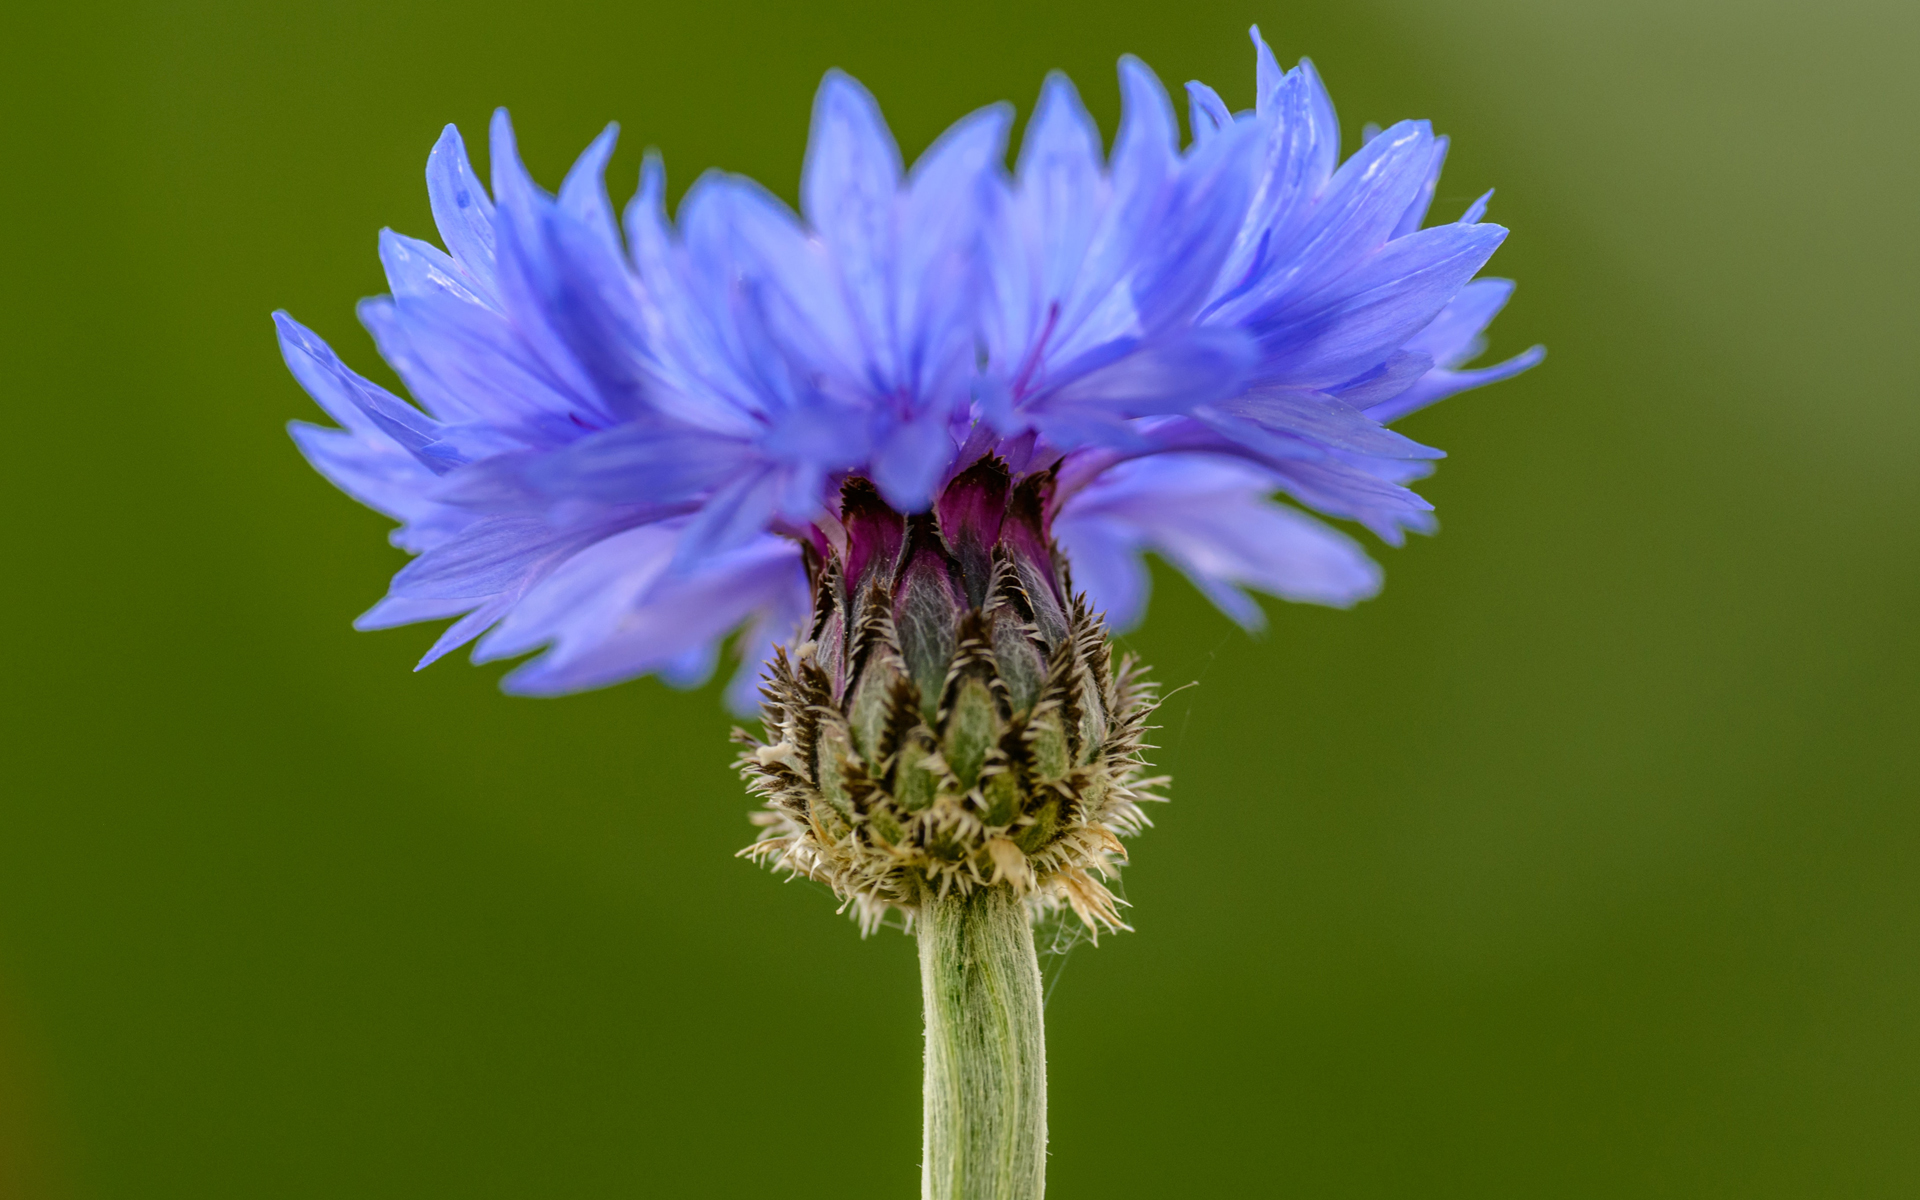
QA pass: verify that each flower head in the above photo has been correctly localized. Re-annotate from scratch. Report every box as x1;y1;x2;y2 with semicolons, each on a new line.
280;27;1539;713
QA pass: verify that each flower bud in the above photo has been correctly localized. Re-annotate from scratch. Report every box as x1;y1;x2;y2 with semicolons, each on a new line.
738;457;1163;934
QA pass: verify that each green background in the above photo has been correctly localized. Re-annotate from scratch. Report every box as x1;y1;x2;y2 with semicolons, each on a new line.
3;0;1916;1195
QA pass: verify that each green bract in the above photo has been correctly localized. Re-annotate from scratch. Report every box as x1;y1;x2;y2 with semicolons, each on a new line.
738;459;1163;933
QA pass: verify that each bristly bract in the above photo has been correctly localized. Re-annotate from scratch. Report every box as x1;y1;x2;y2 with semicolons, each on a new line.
737;460;1164;933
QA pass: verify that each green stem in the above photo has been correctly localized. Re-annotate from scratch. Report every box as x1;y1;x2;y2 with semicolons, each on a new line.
919;886;1047;1200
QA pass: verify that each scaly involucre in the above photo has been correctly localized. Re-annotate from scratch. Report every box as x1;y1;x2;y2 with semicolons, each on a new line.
738;461;1167;932
279;26;1541;711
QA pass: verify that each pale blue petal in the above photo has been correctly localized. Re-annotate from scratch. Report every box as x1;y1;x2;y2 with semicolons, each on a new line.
1254;221;1509;387
495;535;806;696
870;413;956;513
415;593;517;669
474;522;680;664
1205;385;1443;460
378;229;491;309
1044;326;1256;423
1403;276;1514;368
672;467;783;565
425;124;499;299
354;592;477;631
1327;350;1434;410
722;578;812;714
1234;119;1440;320
1185;81;1232;145
557;123;623;254
657;641;720;689
519;418;750;506
287;420;444;527
1112;56;1179;196
1130;118;1262;333
1051;510;1152;630
897;103;1011;409
1219;36;1339;294
386;514;603;599
1370;344;1544;423
1390;134;1449;239
1264;456;1436;545
802;71;902;378
359;288;583;443
1056;454;1383;627
275;311;474;472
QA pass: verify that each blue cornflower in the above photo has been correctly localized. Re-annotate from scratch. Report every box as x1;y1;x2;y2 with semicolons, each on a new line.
279;26;1539;711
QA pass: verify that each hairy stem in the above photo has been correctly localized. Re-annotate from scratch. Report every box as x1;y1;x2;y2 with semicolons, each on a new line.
919;886;1047;1200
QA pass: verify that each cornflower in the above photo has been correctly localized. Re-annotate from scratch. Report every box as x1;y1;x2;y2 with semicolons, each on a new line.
279;27;1539;1200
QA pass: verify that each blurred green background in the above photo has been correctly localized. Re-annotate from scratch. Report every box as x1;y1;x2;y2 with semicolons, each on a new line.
3;0;1916;1195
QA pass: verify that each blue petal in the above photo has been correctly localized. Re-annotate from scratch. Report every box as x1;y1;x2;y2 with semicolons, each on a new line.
870;413;956;512
1003;74;1111;361
1328;349;1434;409
356;296;491;429
1112;56;1179;195
275;311;475;472
1130;117;1262;334
414;593;517;669
379;229;491;310
287;420;443;527
990;72;1098;362
802;71;902;374
426;124;499;299
1017;73;1103;221
487;109;651;424
1240;119;1439;316
679;171;857;408
1253;221;1509;387
1369;344;1544;423
1390;134;1449;239
275;311;384;434
360;287;583;443
1404;276;1512;368
370;515;633;669
1045;326;1256;421
621;152;673;288
1054;55;1177;349
1055;454;1383;626
803;70;903;231
1206;385;1443;459
1104;56;1179;258
557;123;624;256
386;514;603;599
1251;25;1282;104
353;593;477;631
490;533;806;697
1263;456;1436;545
520;418;752;506
1051;510;1152;630
473;522;680;665
672;466;782;566
1219;36;1339;293
897;103;1011;408
657;640;720;689
626;164;784;435
1185;81;1232;145
1117;416;1441;544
